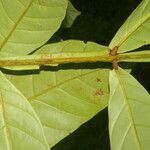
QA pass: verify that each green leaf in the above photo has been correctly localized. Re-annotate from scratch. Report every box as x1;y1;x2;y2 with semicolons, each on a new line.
63;1;81;28
0;0;68;55
109;67;150;150
36;40;109;54
5;40;109;147
119;50;150;62
0;72;49;150
109;0;150;53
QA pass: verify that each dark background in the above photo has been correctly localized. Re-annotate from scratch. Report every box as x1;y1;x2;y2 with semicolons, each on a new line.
52;0;150;149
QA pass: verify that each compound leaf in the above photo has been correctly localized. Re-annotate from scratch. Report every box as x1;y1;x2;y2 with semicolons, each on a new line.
0;0;68;55
0;72;49;150
109;0;150;53
6;40;109;147
109;67;150;150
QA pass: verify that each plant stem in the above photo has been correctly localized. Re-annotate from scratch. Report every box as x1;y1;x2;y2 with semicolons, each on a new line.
0;51;149;67
118;50;150;62
0;52;115;66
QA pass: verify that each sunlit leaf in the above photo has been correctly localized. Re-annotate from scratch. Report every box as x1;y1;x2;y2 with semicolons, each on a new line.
5;40;109;147
0;0;68;55
109;0;150;52
0;72;49;150
109;67;150;150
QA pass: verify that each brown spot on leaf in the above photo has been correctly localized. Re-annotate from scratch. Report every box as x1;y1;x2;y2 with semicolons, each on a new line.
94;89;104;96
96;78;102;82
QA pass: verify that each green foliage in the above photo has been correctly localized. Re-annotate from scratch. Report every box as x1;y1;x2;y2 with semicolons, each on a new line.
63;1;81;28
0;72;49;150
109;0;150;53
0;0;68;55
0;0;150;149
6;40;109;147
109;68;150;149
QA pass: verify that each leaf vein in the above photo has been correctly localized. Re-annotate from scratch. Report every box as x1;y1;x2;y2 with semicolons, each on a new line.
28;70;100;100
7;123;46;149
0;0;34;50
115;70;142;149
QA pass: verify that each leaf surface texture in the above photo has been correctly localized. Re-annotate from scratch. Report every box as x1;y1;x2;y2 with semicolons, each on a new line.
0;72;49;150
6;40;109;147
109;67;150;150
0;0;68;55
109;0;150;52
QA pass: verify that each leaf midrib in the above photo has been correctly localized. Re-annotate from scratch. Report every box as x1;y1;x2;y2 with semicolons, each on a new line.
118;15;149;49
0;92;13;150
28;69;101;100
115;70;142;150
0;0;34;50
